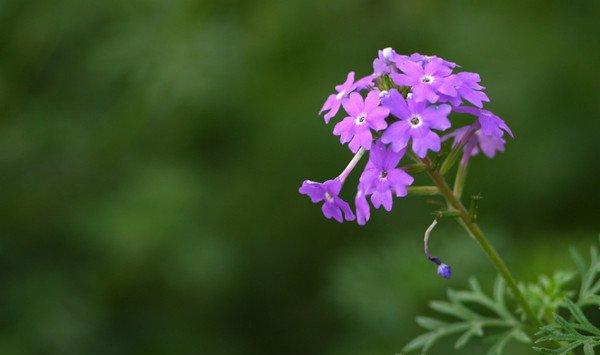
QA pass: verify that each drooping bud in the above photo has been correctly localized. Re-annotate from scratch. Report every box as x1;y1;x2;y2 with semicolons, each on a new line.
437;263;452;279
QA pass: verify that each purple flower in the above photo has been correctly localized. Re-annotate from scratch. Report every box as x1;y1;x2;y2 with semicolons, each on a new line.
440;72;489;108
453;106;513;138
299;179;355;222
355;186;371;226
359;142;414;211
437;263;452;279
333;91;389;153
373;47;399;76
380;89;451;157
319;72;357;123
390;57;455;103
445;124;507;164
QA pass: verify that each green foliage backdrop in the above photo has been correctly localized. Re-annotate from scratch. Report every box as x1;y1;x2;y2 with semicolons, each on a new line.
0;1;598;354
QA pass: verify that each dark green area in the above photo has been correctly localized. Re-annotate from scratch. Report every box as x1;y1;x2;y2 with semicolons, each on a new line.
0;1;598;354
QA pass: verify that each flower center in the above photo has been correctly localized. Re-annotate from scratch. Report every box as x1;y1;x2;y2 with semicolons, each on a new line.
379;170;388;179
410;115;422;126
355;113;367;125
421;75;434;84
324;192;334;202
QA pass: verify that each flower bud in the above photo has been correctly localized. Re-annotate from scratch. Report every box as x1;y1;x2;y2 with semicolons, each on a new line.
437;263;452;279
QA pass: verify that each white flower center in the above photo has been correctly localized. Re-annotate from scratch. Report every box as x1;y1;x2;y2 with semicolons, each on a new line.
355;113;367;125
379;90;388;98
379;170;388;180
336;90;346;100
324;192;334;202
421;75;434;84
409;115;422;127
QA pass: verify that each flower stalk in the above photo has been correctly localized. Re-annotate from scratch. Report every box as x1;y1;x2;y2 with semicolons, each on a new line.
415;154;542;328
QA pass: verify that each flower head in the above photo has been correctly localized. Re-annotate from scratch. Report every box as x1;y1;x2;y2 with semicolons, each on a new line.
359;142;414;211
333;91;389;153
380;89;451;157
319;72;357;123
390;57;455;103
299;179;355;222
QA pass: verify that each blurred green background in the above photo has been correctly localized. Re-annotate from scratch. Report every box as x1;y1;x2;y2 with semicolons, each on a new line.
0;1;598;354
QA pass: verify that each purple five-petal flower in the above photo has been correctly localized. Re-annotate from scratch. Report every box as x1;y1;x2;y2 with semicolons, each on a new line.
380;89;451;158
333;91;389;153
319;72;356;123
299;179;355;223
390;57;455;103
359;142;414;211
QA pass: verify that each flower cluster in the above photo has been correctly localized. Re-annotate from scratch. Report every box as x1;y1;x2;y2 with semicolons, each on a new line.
300;48;512;225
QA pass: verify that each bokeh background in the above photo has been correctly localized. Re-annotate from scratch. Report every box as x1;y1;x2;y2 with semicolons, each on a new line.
0;1;598;354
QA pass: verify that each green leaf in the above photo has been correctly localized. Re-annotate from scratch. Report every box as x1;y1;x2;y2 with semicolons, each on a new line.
405;277;525;354
415;316;447;330
583;342;595;355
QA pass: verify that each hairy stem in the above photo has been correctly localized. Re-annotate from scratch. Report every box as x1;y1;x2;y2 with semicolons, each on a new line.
417;155;541;328
338;148;365;182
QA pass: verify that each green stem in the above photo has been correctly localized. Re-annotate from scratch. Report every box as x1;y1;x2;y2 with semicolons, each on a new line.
417;155;542;328
453;162;468;200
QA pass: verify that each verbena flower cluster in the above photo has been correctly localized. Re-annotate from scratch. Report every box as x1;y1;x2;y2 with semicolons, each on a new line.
300;48;513;225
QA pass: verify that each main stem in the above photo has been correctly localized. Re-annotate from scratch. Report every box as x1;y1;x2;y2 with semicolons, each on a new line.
419;156;541;328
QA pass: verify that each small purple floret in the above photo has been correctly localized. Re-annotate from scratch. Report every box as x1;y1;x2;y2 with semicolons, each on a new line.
299;179;355;223
320;72;357;123
380;89;451;157
359;141;414;211
333;91;389;153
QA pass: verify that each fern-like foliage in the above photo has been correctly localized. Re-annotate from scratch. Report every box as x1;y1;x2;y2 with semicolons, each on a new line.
533;299;600;354
520;271;575;323
533;238;600;354
570;239;600;307
403;277;530;354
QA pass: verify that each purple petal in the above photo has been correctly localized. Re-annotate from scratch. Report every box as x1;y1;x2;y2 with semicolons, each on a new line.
397;60;423;77
333;117;355;143
366;107;389;131
355;189;371;226
299;180;325;202
322;201;343;222
381;89;410;119
323;99;342;123
363;90;381;112
381;121;411;152
335;196;356;221
335;72;355;92
342;92;364;117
